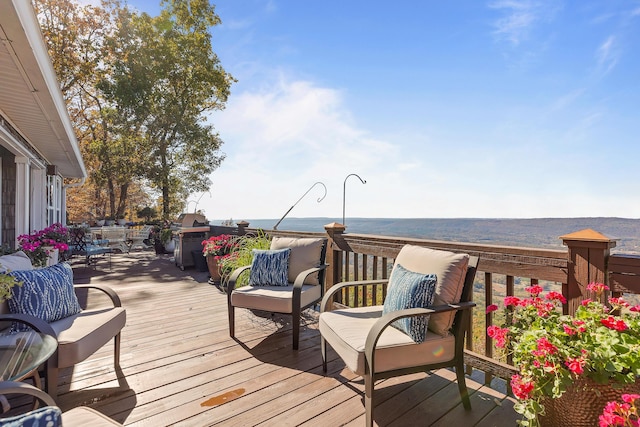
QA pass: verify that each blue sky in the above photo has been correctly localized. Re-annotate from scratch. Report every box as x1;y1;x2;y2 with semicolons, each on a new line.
126;0;640;221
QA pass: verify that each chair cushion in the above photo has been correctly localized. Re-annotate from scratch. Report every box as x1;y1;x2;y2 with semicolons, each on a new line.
270;237;325;285
231;284;321;314
0;252;32;315
8;263;81;329
248;248;290;286
382;264;437;343
319;306;455;375
0;251;33;273
394;245;469;336
0;405;62;427
50;306;126;368
62;406;123;426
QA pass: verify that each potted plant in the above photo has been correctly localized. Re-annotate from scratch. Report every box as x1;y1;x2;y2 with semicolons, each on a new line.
216;232;271;289
17;223;69;267
202;234;237;284
487;283;640;427
150;225;173;255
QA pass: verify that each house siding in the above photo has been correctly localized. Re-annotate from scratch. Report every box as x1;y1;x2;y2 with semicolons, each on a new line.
0;146;16;248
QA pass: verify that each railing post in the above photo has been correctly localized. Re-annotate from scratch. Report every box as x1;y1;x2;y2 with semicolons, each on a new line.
560;229;616;315
236;220;249;236
324;222;346;292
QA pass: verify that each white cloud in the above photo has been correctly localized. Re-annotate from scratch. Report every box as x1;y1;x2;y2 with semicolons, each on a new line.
489;0;540;45
200;76;404;220
596;35;619;75
488;0;562;47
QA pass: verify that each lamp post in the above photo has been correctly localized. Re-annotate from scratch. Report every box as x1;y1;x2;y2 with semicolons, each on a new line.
342;173;366;226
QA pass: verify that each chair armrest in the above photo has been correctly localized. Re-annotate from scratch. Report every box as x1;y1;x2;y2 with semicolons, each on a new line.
292;264;328;289
364;301;477;373
73;285;121;307
226;265;251;295
320;279;389;313
0;313;56;338
0;380;56;406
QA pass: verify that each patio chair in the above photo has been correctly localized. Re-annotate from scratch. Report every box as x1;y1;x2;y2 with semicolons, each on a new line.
69;227;112;268
0;253;126;400
100;226;129;254
227;236;327;350
127;225;153;250
0;381;122;426
319;245;478;427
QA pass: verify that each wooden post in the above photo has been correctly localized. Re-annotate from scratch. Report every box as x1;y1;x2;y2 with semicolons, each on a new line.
560;229;616;315
324;222;346;293
236;220;249;236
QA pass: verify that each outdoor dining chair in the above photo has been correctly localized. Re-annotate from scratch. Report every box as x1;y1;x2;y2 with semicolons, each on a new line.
227;236;327;350
319;245;478;427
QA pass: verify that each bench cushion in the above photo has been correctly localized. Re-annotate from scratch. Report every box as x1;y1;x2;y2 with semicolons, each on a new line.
394;245;469;336
231;284;321;314
319;305;455;375
270;237;325;285
50;307;126;368
0;251;33;273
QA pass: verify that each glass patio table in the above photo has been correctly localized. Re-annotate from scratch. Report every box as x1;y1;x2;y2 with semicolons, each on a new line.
0;328;57;383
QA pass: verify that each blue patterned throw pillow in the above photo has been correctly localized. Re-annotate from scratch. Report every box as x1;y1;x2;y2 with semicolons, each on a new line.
8;263;81;325
249;248;291;286
382;264;437;343
1;405;62;427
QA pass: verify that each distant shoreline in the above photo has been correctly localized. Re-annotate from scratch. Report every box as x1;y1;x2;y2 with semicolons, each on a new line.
211;217;640;253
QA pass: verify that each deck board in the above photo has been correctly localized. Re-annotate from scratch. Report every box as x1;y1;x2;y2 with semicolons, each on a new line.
47;251;520;426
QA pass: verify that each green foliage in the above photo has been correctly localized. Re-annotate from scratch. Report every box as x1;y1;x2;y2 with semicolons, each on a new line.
0;273;22;304
137;206;157;222
100;0;235;219
218;232;271;289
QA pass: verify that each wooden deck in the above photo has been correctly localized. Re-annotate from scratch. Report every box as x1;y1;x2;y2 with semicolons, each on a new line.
52;251;519;426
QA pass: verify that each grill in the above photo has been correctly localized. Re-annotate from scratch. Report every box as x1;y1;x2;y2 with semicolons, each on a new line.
173;213;210;270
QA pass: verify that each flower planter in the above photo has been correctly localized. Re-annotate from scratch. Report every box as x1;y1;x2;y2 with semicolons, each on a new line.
43;247;59;266
206;256;221;283
539;376;640;427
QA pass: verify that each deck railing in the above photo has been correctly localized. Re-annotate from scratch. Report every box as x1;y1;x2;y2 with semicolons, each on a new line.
233;222;640;384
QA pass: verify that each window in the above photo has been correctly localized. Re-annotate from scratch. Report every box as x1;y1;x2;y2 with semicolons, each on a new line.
47;174;62;225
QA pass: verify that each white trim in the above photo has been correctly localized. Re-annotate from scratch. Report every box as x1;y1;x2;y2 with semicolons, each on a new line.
14;156;30;243
0;124;47;169
31;167;45;231
10;0;87;179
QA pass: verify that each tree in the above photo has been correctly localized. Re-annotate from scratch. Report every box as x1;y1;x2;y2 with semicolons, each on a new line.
100;0;234;219
34;0;150;220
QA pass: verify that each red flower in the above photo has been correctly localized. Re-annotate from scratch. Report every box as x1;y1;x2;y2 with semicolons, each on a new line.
487;325;508;348
545;291;567;304
622;394;640;404
525;285;544;296
504;296;521;307
565;356;586;375
486;304;498;314
511;374;535;400
535;337;558;356
587;282;609;294
601;316;628;331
